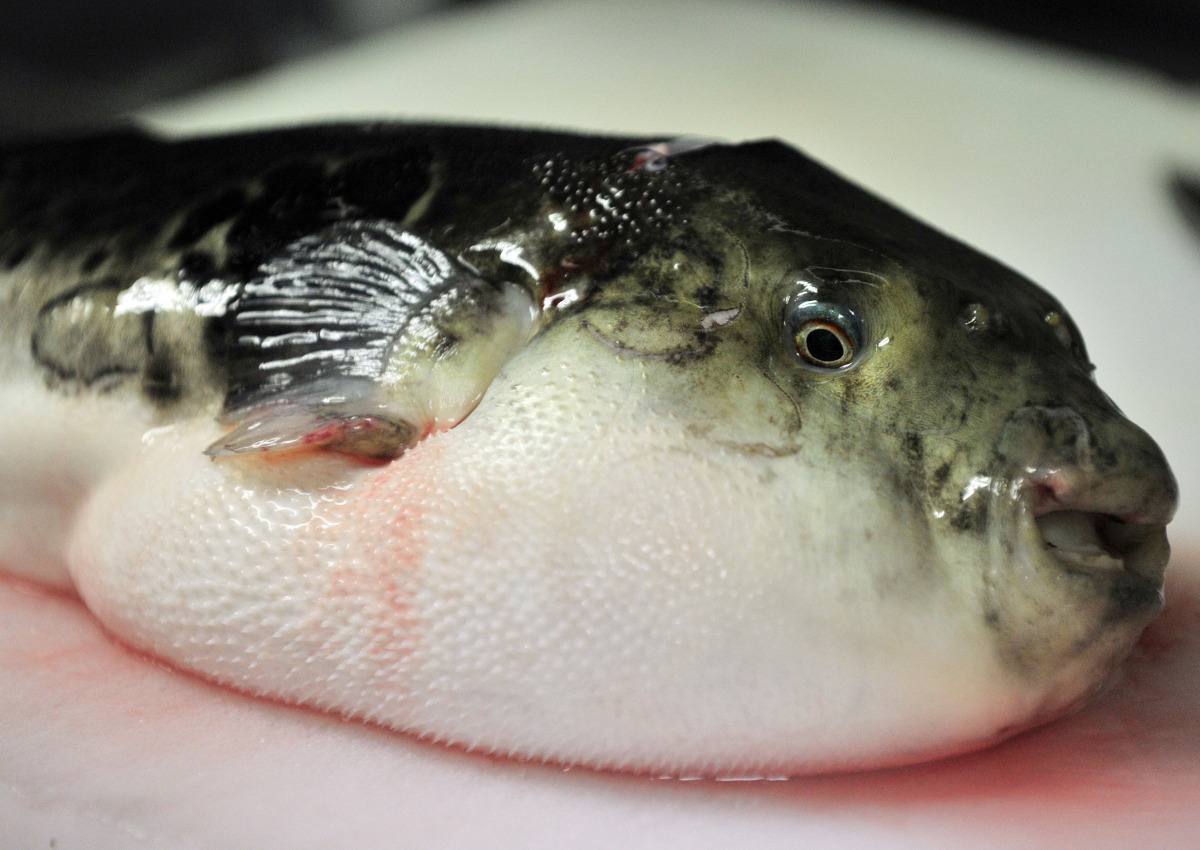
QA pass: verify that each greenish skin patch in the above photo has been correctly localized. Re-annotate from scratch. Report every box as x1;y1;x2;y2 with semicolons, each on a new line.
0;123;1176;685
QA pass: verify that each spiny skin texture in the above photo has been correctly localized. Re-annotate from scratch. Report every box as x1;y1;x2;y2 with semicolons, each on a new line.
0;124;1178;776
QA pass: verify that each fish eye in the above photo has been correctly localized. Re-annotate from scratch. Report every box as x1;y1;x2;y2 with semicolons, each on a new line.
786;300;864;372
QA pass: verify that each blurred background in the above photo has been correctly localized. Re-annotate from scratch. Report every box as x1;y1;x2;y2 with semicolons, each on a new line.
3;0;1200;140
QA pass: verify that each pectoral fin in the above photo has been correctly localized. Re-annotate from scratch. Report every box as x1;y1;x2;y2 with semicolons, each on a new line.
205;377;418;460
211;221;538;460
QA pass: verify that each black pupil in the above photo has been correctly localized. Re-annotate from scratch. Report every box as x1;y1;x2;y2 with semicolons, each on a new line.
806;327;846;363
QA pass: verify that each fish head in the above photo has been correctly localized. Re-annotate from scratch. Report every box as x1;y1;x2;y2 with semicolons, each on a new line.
502;138;1179;769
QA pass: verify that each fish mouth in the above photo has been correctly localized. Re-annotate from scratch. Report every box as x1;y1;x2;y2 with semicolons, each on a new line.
1028;477;1172;591
980;405;1176;685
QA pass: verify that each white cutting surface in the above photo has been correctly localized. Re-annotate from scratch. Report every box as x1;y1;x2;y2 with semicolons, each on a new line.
4;0;1199;847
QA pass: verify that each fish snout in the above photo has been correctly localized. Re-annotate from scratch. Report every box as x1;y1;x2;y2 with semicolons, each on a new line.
999;405;1177;590
973;402;1175;688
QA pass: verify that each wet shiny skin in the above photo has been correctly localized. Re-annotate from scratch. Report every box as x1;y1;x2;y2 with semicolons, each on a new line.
58;304;1177;775
0;127;1179;776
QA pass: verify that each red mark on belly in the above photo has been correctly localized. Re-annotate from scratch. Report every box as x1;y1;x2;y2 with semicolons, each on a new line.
317;437;448;670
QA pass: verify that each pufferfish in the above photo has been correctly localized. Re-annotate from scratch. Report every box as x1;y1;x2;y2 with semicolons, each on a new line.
0;124;1177;776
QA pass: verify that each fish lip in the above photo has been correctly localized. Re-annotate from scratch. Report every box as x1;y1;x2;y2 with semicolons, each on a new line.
1024;472;1173;589
987;405;1177;601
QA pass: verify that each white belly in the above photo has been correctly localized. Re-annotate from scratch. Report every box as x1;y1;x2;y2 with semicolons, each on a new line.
0;327;1064;776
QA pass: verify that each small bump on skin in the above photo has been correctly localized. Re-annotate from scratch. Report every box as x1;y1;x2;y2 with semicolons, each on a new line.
1044;310;1073;349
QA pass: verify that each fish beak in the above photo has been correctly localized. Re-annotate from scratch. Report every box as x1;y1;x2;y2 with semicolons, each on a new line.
1032;486;1173;585
991;404;1178;618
